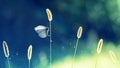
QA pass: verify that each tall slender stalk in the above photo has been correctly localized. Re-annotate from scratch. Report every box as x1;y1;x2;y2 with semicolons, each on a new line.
29;60;30;68
49;21;52;68
72;38;79;68
95;55;99;68
72;26;83;68
95;39;103;68
73;39;79;60
46;8;53;68
7;57;11;68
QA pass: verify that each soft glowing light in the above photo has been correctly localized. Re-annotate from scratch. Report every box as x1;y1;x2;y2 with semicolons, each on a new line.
34;43;120;68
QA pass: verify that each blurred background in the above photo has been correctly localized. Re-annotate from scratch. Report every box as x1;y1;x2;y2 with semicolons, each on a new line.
0;0;120;68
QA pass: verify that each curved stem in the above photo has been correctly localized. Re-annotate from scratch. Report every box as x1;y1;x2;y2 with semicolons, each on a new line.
72;38;79;68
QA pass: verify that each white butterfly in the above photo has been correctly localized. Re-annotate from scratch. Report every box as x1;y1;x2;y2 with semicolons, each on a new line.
34;25;49;38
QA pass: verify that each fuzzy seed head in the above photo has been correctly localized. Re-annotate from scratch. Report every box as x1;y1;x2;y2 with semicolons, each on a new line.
77;26;83;39
97;39;103;54
2;41;9;58
46;8;53;22
28;45;32;60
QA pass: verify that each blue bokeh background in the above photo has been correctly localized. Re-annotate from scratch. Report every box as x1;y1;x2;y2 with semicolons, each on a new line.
0;0;120;68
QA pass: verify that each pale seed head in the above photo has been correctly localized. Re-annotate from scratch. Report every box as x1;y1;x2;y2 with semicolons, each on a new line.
77;26;83;39
46;8;53;22
28;45;32;60
2;41;9;58
97;39;103;54
109;50;117;64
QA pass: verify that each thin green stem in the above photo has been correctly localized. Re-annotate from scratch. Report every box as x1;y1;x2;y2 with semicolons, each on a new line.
49;21;52;68
72;38;79;68
95;55;99;68
7;57;10;68
29;60;30;68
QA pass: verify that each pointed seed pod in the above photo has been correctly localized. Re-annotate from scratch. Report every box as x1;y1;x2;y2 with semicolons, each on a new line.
97;39;103;54
3;41;10;58
77;26;83;39
46;8;53;22
28;45;32;60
